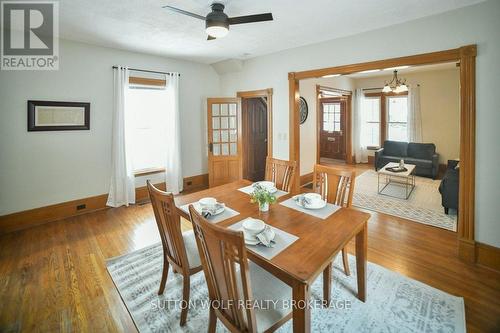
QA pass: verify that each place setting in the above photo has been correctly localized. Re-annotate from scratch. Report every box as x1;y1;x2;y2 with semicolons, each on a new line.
280;192;342;219
179;197;239;223
229;217;299;260
237;181;289;199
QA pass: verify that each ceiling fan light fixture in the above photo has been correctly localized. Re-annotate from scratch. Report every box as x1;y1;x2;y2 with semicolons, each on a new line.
206;25;228;38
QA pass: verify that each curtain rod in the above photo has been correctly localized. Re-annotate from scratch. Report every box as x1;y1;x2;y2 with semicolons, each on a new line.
112;66;180;76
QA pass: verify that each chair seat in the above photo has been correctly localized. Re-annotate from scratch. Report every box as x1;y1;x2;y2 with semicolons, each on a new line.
182;230;201;269
248;262;291;332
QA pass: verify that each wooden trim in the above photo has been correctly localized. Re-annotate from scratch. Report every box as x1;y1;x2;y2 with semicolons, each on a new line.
289;73;300;194
457;45;476;263
129;76;166;86
318;86;352;96
293;47;462;80
290;45;477;263
0;174;209;235
476;242;500;272
300;172;313;186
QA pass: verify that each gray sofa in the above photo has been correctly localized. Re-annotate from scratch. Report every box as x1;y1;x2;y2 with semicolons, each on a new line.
375;140;439;179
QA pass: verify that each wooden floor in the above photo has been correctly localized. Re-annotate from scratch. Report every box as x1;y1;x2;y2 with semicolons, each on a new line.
1;165;499;332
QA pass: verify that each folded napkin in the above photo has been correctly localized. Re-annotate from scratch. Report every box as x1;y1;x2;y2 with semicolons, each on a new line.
293;194;312;207
255;225;275;248
201;203;225;219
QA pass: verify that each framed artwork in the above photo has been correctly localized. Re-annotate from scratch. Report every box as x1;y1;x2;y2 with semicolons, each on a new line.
27;100;90;131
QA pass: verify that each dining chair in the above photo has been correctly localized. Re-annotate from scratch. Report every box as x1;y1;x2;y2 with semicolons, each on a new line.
188;205;292;333
312;164;356;304
147;181;203;326
264;157;297;193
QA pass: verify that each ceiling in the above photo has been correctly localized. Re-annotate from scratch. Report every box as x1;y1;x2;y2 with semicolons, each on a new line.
345;62;458;79
59;0;485;64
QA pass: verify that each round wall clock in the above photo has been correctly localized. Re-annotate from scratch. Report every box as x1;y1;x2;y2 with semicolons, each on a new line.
299;97;308;124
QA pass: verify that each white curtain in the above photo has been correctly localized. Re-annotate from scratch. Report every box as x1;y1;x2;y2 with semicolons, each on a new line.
107;67;135;207
407;84;423;142
165;73;183;194
353;88;368;163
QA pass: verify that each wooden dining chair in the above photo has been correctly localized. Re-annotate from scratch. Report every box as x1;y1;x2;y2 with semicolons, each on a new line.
264;157;297;193
312;164;356;303
147;181;203;326
188;205;292;333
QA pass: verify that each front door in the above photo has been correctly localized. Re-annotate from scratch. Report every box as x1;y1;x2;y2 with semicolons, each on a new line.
207;98;242;187
319;98;346;160
243;97;268;181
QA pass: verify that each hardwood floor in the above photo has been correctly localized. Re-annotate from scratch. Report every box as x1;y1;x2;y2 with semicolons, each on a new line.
1;167;499;332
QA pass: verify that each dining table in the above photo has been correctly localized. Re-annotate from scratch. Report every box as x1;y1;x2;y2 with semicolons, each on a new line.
175;179;370;333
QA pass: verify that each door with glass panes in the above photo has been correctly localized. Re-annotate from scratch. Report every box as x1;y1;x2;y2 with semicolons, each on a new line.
207;98;242;187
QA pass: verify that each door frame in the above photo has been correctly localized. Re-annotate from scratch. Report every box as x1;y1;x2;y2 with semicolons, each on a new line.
289;45;477;263
315;85;353;164
237;89;273;180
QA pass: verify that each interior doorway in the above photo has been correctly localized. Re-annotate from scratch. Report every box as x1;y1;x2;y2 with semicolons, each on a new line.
237;89;273;182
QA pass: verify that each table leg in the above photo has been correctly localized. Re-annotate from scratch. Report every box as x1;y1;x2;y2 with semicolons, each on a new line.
323;263;331;307
355;223;367;302
292;282;310;333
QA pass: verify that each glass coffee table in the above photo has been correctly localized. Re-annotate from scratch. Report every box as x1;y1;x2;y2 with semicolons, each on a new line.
377;162;416;199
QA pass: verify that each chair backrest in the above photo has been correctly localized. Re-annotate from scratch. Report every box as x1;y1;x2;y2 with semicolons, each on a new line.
264;157;297;192
313;164;356;207
188;205;257;332
147;181;190;273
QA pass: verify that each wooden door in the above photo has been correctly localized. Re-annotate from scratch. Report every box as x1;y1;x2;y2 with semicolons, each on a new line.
207;98;242;187
319;98;346;160
243;97;268;181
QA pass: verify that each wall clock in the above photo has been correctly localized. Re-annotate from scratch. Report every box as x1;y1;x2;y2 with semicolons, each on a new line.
299;97;308;124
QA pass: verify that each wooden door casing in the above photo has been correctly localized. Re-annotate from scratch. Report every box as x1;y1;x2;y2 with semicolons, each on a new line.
243;97;268;181
207;98;242;187
319;98;346;160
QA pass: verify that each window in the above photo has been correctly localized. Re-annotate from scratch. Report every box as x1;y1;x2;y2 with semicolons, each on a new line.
387;96;408;142
322;102;341;132
361;97;381;147
126;83;169;173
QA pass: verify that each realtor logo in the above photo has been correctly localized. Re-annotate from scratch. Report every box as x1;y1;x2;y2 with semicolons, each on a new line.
1;1;59;70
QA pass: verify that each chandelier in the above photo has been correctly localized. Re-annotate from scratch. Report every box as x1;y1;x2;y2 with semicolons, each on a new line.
382;70;408;93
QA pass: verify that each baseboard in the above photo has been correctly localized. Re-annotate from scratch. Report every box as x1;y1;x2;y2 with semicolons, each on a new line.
458;238;476;264
0;174;209;235
300;172;313;186
476;242;500;272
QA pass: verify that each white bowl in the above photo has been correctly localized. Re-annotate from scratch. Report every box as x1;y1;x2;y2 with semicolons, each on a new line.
256;181;277;193
304;193;322;203
199;197;217;208
242;218;265;236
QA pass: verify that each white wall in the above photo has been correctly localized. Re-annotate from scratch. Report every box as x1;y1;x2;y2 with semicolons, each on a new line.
354;68;460;164
299;76;355;175
0;39;219;215
219;0;500;247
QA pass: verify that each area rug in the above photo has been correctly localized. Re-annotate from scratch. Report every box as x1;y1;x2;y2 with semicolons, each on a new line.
353;170;457;231
106;243;466;333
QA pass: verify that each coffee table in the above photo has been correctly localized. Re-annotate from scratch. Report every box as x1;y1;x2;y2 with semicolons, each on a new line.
377;162;416;199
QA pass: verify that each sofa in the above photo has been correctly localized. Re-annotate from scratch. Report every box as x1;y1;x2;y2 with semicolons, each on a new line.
439;160;459;214
374;140;439;179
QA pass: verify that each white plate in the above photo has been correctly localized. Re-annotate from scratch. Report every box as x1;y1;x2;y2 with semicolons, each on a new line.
254;181;278;194
240;227;275;246
293;195;327;210
193;202;225;216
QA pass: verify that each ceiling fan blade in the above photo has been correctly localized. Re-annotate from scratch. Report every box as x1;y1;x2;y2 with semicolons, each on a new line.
228;13;273;25
207;35;216;40
162;5;206;20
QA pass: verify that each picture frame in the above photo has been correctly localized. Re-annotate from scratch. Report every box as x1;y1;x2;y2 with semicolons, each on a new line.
27;100;90;131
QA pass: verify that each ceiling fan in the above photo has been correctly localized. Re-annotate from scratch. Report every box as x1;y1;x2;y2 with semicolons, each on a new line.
162;3;273;40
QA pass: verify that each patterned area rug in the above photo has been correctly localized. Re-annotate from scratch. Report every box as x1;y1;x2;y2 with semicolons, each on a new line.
353;170;457;231
106;243;466;333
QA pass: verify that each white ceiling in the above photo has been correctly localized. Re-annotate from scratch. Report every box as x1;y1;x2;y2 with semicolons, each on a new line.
59;0;485;64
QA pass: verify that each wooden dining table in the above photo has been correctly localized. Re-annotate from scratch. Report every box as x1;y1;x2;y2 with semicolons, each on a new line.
175;179;370;333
